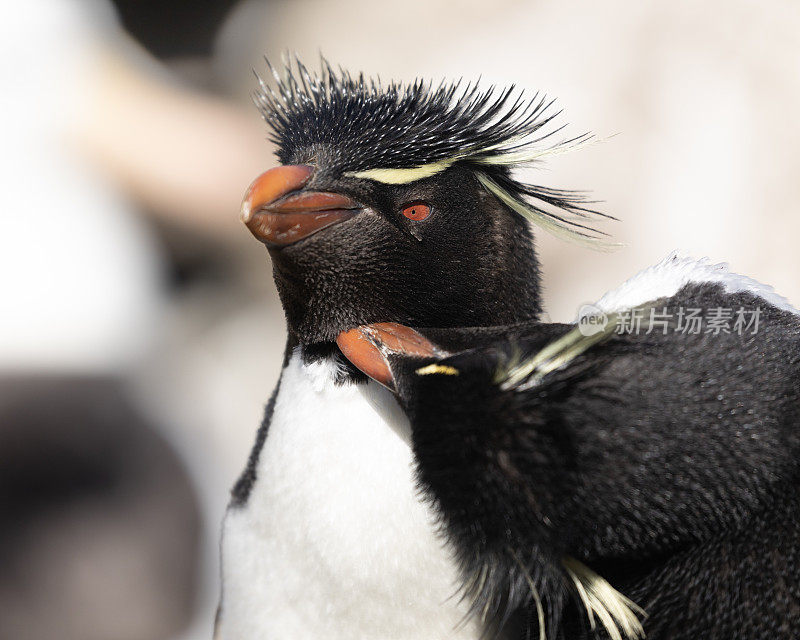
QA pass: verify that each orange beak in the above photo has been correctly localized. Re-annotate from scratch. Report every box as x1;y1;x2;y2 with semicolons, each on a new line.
336;323;443;389
241;165;361;246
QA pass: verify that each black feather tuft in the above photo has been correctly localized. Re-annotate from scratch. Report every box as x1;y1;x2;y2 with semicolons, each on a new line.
255;55;554;172
254;55;612;244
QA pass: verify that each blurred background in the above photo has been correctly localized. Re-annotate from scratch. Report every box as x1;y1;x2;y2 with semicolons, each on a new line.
1;0;798;638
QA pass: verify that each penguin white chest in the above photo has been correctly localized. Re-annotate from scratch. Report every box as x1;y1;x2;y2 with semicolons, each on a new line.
219;352;482;640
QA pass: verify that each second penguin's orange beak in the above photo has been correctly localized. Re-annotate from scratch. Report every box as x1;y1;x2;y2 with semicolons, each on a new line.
240;165;361;247
336;323;443;390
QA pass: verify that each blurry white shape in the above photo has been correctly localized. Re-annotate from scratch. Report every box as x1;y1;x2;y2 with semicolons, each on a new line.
0;0;165;373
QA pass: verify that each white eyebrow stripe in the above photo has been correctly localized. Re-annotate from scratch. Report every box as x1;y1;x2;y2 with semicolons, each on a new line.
342;133;595;185
345;158;457;184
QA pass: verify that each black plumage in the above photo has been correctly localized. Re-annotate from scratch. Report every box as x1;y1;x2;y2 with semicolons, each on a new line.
256;57;560;172
359;282;800;639
255;57;611;242
223;57;800;640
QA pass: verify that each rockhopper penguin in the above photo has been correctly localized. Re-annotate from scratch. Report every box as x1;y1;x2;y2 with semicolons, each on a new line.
337;255;800;640
216;59;800;639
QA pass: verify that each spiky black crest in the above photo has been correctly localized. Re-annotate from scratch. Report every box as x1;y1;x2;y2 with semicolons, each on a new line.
255;56;615;246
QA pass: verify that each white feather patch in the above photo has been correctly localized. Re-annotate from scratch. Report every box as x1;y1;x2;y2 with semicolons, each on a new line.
592;251;798;316
217;352;484;640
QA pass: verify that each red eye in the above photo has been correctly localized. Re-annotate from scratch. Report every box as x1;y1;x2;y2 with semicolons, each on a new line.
401;202;432;221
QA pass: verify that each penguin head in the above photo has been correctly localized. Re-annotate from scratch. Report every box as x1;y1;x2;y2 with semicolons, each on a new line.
242;58;611;345
333;321;495;400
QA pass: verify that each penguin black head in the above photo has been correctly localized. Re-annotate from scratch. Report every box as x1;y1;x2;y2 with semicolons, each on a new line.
242;58;612;346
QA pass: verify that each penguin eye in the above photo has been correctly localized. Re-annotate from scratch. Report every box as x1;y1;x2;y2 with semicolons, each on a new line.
401;202;432;221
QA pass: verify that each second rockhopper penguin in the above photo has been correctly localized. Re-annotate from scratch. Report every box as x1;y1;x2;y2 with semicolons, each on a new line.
215;59;800;640
337;262;800;640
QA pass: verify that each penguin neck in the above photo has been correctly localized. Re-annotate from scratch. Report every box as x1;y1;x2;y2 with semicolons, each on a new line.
284;243;543;376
